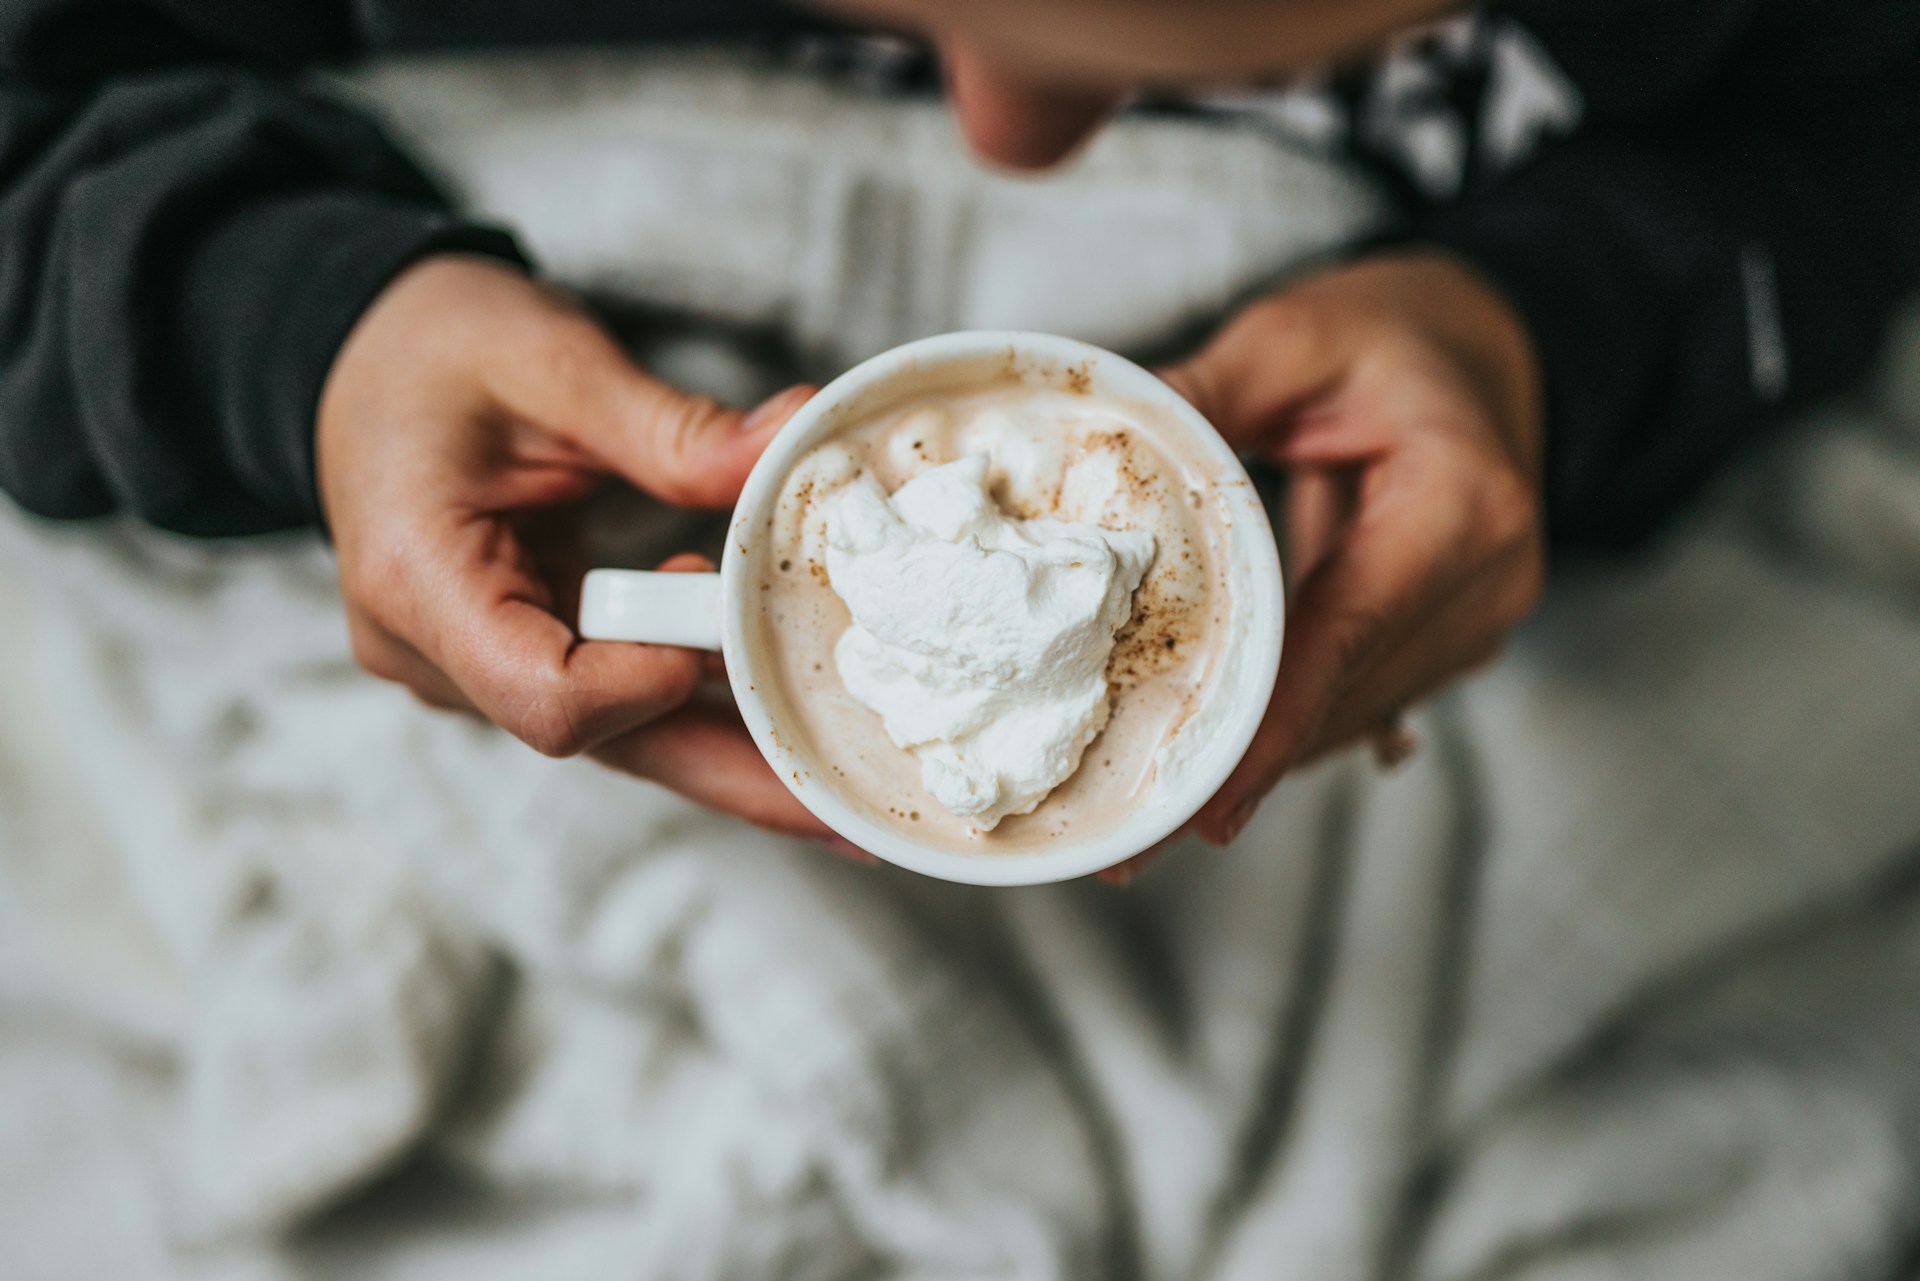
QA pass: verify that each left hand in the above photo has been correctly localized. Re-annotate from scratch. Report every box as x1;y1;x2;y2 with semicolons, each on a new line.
1162;250;1548;847
315;255;838;845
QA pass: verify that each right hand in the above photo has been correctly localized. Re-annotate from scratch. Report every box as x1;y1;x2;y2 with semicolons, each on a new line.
1165;253;1546;845
316;254;841;843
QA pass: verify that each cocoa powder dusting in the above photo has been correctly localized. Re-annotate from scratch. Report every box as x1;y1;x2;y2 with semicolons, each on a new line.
1105;573;1207;690
757;382;1233;858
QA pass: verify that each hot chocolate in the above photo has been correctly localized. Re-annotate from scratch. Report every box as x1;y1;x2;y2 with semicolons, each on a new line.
748;375;1237;856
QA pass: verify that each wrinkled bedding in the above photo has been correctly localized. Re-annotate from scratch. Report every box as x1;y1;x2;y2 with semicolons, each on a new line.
4;50;1920;1281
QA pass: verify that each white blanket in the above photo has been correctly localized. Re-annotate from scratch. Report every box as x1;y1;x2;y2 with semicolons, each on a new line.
4;51;1920;1281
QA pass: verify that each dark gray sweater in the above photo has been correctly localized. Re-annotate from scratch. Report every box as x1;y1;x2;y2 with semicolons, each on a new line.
1;0;1915;546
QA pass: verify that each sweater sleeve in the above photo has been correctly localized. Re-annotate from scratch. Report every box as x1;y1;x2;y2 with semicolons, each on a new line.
1420;0;1920;550
0;1;527;536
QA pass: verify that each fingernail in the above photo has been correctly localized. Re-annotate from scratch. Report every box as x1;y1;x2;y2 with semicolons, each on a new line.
1100;863;1136;888
742;386;809;434
1223;798;1260;845
740;400;782;433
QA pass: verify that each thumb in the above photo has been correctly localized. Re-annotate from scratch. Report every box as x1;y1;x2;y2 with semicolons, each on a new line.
1161;298;1347;453
599;376;817;510
494;306;816;509
596;377;818;511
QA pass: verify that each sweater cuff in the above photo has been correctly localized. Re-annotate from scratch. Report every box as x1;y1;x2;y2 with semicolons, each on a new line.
179;192;529;530
1408;213;1618;547
1395;178;1748;553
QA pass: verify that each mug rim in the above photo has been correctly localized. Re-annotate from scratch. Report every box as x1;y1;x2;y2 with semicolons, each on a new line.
718;331;1284;886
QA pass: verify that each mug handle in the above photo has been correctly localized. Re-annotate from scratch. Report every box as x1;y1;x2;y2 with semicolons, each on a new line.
578;569;725;651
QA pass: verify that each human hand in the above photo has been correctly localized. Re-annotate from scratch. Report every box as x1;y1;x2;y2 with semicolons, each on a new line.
316;254;838;842
1163;251;1547;846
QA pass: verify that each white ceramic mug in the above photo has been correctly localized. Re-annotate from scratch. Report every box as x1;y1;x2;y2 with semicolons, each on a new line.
579;331;1284;885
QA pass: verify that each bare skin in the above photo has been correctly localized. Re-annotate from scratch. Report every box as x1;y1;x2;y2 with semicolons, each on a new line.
320;0;1543;875
815;0;1463;166
1096;252;1543;883
316;255;837;845
804;0;1547;880
1170;253;1544;837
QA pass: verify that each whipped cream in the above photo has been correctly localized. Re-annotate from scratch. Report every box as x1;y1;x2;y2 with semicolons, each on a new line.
822;454;1156;830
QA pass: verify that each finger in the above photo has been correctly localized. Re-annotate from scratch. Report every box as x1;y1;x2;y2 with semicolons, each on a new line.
393;652;477;714
1296;539;1542;765
1094;825;1191;886
942;37;1123;170
1160;297;1348;452
347;613;477;713
517;508;591;625
491;303;815;508
1191;547;1378;845
405;519;707;758
701;651;730;683
455;599;705;758
657;552;716;574
1283;465;1356;585
595;379;817;510
1193;463;1476;844
741;383;819;436
654;553;738;684
594;702;838;842
821;837;884;868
